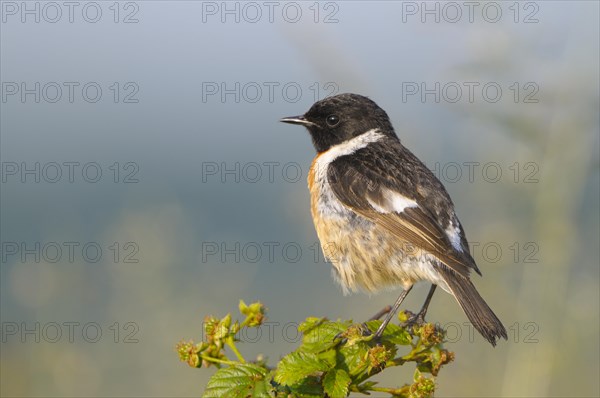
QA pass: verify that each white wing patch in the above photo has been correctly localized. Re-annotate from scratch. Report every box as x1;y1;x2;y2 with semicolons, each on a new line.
367;188;418;214
390;191;418;213
445;219;463;252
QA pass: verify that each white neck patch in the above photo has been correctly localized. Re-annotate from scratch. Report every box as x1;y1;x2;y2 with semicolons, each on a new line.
311;129;385;217
315;129;384;171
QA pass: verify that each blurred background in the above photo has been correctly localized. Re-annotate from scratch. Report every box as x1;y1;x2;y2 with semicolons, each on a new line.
1;1;598;397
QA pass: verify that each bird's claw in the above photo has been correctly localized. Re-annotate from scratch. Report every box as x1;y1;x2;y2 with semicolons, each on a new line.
333;323;379;345
401;310;427;330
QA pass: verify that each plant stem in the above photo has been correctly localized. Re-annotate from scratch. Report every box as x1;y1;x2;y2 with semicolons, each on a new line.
199;355;237;366
226;339;246;363
387;357;407;367
370;385;409;396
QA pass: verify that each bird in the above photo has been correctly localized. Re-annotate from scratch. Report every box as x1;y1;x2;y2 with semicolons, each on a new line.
280;93;507;346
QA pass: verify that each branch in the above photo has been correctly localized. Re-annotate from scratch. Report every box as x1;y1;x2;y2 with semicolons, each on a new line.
176;300;454;398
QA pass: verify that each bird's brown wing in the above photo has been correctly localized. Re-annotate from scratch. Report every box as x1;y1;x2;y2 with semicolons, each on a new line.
327;144;479;278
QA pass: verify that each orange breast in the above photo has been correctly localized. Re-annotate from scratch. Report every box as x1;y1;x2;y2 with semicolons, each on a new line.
306;153;439;293
307;156;318;216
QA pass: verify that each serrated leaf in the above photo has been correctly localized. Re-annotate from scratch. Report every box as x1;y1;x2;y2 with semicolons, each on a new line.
274;351;332;386
322;368;351;398
298;317;326;333
338;342;370;377
364;320;411;345
289;375;325;398
301;320;350;353
203;363;271;398
316;348;338;368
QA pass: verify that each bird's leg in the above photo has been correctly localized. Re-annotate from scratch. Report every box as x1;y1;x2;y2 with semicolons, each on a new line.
344;305;391;340
404;284;437;327
334;287;418;343
373;286;413;339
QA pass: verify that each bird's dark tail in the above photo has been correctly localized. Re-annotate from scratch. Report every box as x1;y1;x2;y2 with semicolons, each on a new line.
441;270;507;346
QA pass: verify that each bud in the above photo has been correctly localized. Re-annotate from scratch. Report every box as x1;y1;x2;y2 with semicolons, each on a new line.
239;300;266;327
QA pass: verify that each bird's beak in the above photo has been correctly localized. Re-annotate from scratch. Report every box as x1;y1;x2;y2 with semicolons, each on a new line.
280;115;315;126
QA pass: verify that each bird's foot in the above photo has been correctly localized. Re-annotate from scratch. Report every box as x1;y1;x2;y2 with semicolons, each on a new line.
400;310;427;330
333;322;378;345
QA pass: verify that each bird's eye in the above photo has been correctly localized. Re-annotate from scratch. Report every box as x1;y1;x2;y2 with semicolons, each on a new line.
326;114;340;127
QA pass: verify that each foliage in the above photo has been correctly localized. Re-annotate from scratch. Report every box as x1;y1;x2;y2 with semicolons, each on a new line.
176;301;454;397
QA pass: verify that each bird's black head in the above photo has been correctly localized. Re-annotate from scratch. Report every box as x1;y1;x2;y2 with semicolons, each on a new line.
280;93;397;153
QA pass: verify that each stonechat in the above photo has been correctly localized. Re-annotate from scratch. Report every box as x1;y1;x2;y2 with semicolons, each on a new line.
281;93;507;346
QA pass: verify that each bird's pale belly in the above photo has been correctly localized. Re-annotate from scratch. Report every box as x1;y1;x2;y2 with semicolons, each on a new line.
308;163;448;294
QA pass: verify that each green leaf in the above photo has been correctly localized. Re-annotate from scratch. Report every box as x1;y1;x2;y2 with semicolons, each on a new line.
274;351;332;386
322;368;351;398
315;347;338;369
301;320;351;353
203;363;271;398
289;375;325;398
364;320;411;345
338;342;370;377
298;317;325;333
